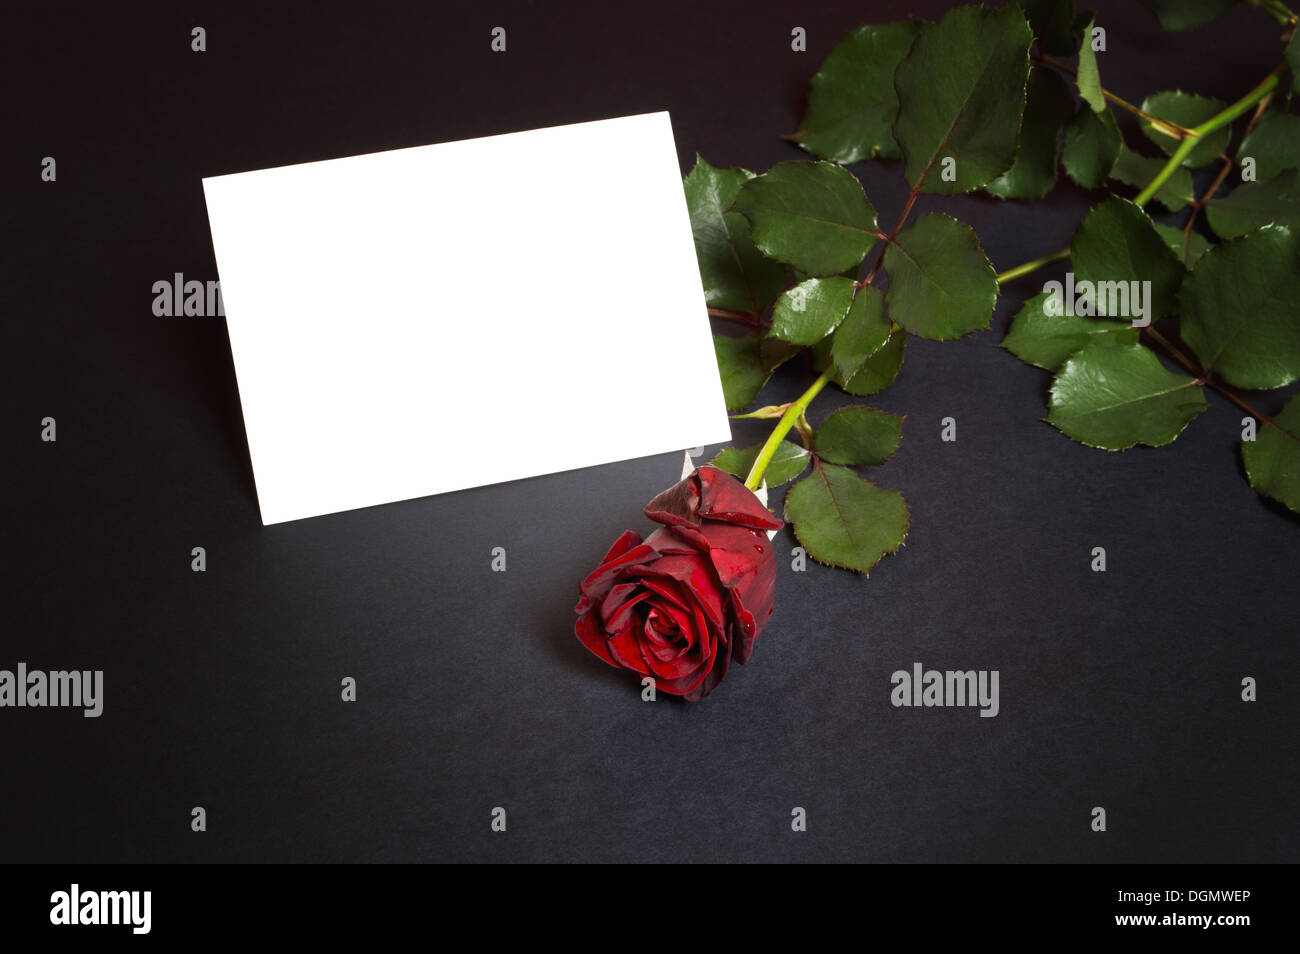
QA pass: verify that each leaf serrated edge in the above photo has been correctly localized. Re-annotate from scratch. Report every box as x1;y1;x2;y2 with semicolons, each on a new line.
814;404;907;465
784;466;911;576
840;324;908;394
892;4;1033;193
1043;344;1209;451
884;212;998;340
1241;405;1300;514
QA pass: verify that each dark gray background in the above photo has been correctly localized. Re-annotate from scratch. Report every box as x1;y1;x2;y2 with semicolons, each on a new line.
5;0;1297;863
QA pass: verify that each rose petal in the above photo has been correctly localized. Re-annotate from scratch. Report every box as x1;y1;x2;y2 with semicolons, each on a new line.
575;474;780;700
601;529;645;565
724;540;776;634
639;616;684;673
635;554;727;631
729;592;759;664
683;638;731;701
575;610;619;668
642;471;702;530
636;572;693;612
692;522;776;654
643;603;691;662
576;536;657;611
640;596;719;688
653;650;715;696
601;583;651;632
606;624;648;673
696;465;783;531
702;523;771;588
644;524;710;553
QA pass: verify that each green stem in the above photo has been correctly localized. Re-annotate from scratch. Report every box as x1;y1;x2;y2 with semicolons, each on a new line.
1038;55;1192;134
1133;66;1283;207
996;65;1284;285
996;248;1069;284
793;411;814;446
744;368;833;490
743;66;1286;499
1140;327;1275;426
1141;326;1201;378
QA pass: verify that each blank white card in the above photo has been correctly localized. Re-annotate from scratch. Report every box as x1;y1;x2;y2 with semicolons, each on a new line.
202;112;731;524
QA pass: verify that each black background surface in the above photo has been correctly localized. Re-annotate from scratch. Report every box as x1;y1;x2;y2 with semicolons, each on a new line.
4;0;1297;863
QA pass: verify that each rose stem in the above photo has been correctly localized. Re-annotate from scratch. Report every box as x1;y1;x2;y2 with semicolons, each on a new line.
743;178;919;490
990;64;1286;427
996;248;1069;284
994;64;1283;285
744;63;1286;494
1036;54;1193;134
1139;327;1276;427
1132;65;1282;206
743;368;832;490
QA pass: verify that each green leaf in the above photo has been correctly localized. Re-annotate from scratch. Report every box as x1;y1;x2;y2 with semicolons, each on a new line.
1205;169;1300;240
713;333;799;411
731;161;879;276
986;67;1075;200
1178;224;1300;390
769;277;856;345
1236;112;1300;182
1138;0;1238;31
892;3;1033;194
830;285;890;381
1001;290;1138;370
838;324;907;396
786;21;924;164
1139;91;1230;168
1069;196;1185;319
1109;146;1194;210
712;441;810;488
1022;0;1077;55
1242;394;1300;514
683;157;788;314
883;213;997;340
814;405;904;466
785;463;909;574
1062;105;1122;188
1151;222;1212;268
794;264;861;283
1076;17;1105;112
1047;341;1207;449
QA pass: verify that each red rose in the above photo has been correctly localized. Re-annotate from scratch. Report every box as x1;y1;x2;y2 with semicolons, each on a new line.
574;465;782;700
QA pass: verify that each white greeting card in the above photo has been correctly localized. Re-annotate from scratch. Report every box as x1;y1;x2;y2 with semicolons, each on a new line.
202;111;731;524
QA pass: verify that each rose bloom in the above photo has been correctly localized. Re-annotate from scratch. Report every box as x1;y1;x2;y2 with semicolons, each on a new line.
574;465;781;700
